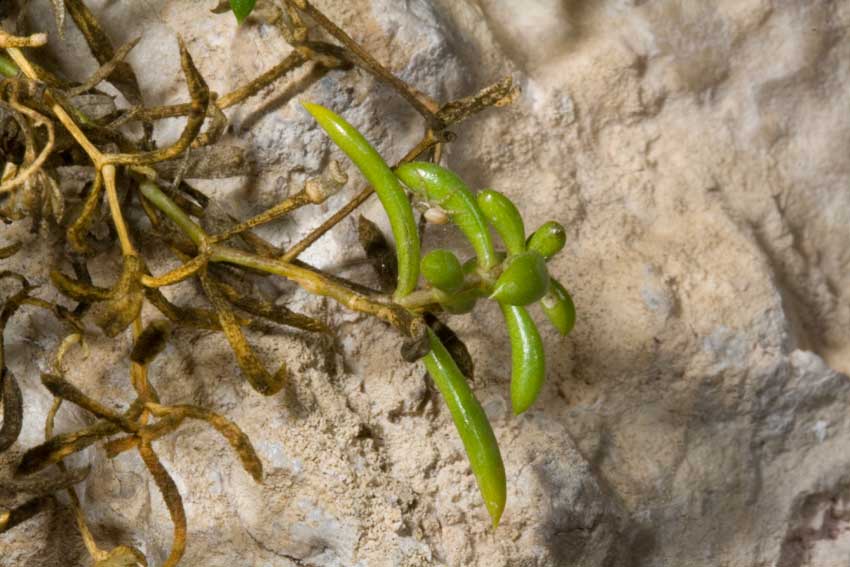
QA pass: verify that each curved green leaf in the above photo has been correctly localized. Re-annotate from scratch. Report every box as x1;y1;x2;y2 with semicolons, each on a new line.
304;102;420;299
424;329;506;527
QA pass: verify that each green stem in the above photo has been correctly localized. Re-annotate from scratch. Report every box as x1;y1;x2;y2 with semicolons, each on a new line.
395;288;439;310
139;181;206;244
139;181;417;334
396;268;490;311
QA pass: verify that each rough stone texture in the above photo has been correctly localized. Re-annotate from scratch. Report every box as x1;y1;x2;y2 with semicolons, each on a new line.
2;0;850;566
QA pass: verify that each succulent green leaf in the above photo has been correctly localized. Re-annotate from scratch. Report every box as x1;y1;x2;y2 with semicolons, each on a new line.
423;328;506;527
441;288;481;314
500;304;545;415
527;221;566;259
477;189;526;255
303;102;419;298
421;249;464;293
541;278;576;336
490;251;549;306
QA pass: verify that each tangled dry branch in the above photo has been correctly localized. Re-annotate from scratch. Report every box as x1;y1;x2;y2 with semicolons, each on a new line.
0;1;518;564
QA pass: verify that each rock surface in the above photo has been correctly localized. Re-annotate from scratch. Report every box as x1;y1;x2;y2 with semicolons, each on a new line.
2;0;850;566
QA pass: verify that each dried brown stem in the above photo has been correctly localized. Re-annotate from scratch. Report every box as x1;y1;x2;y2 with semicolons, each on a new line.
217;280;329;334
209;190;313;244
16;420;121;476
104;38;209;166
123;49;314;124
144;403;263;482
288;0;440;126
41;373;139;431
102;164;135;255
67;36;142;97
0;369;23;452
64;0;144;106
67;171;104;253
138;440;187;567
0;241;22;259
434;75;519;125
141;251;210;288
280;131;439;261
43;397;107;562
217;51;307;109
0;100;55;195
0;30;48;48
199;267;287;396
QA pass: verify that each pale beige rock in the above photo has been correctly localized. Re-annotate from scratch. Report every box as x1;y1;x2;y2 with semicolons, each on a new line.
2;0;850;566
